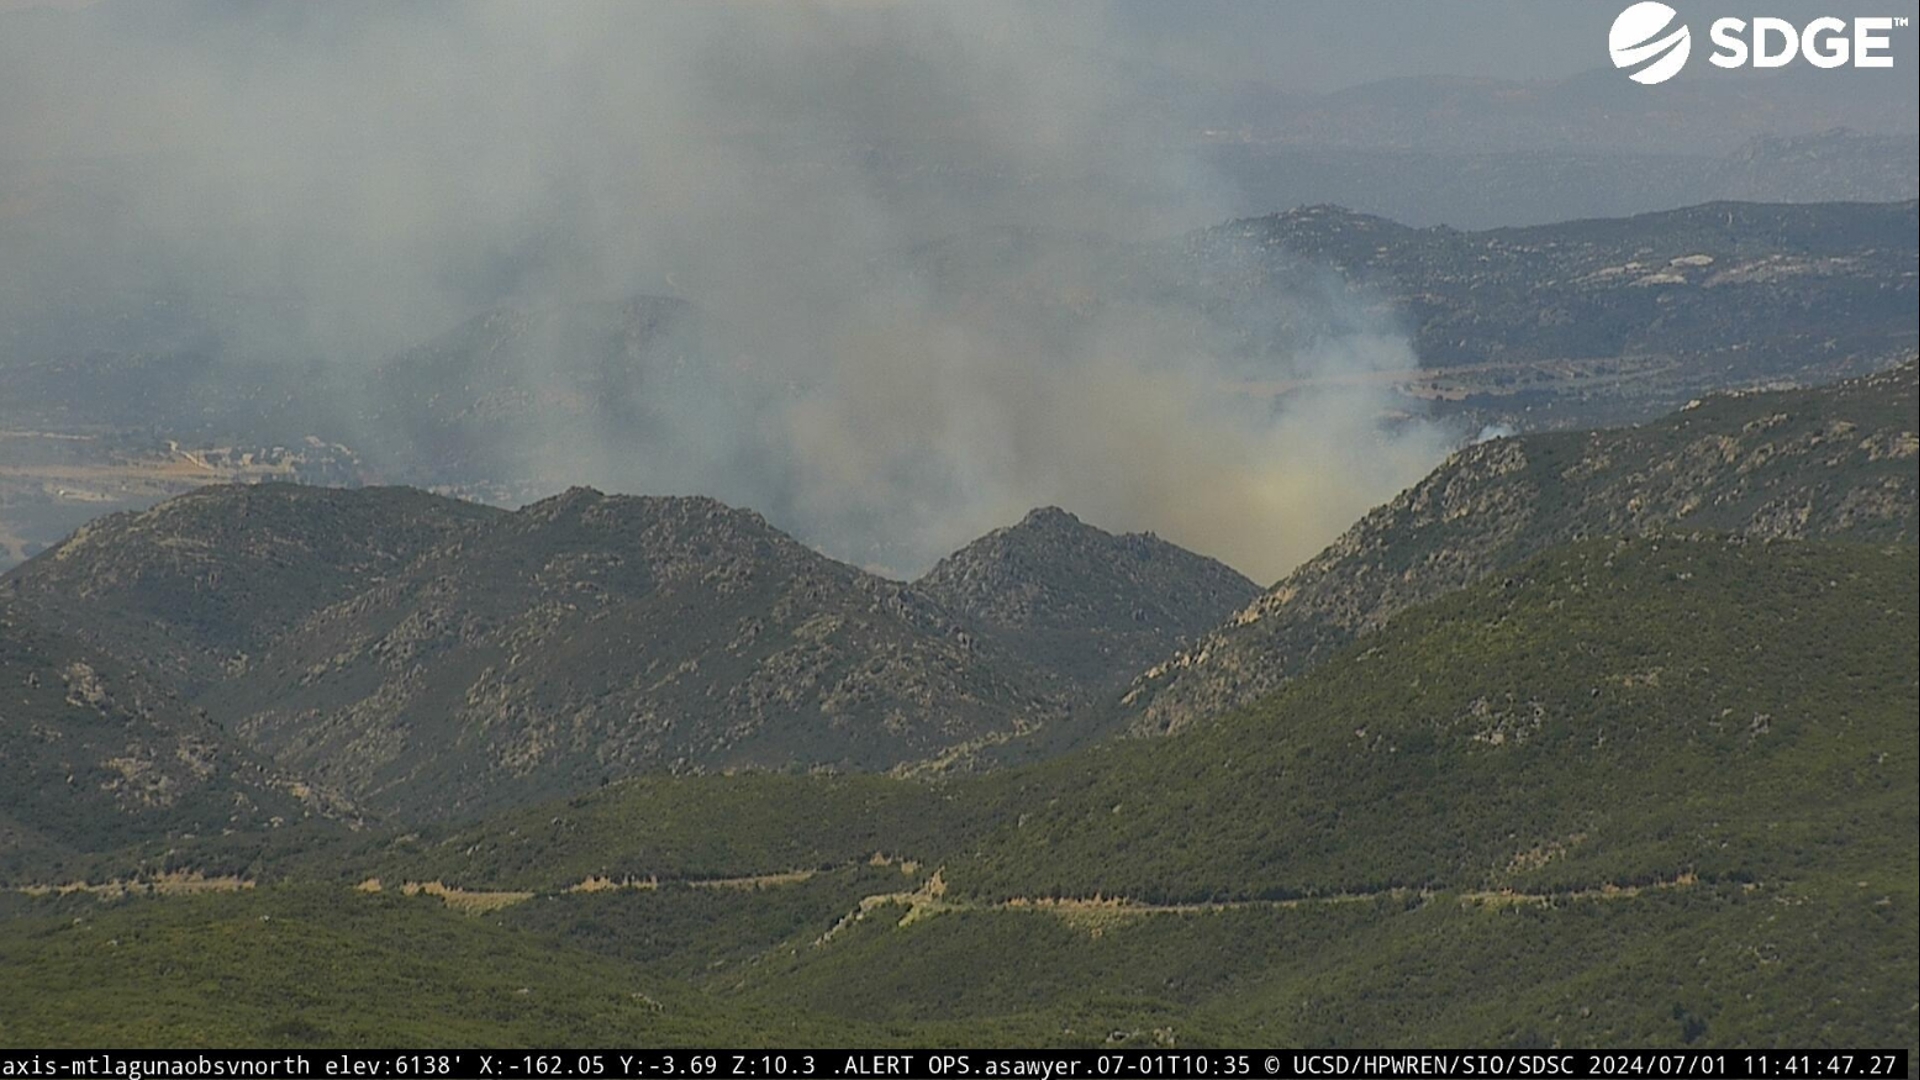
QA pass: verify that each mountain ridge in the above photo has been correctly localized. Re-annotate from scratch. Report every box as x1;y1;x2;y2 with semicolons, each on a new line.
1;486;1259;823
1124;356;1919;735
914;506;1259;692
191;486;1061;820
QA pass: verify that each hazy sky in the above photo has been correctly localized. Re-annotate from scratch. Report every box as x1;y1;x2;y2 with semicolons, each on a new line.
1111;1;1917;90
1;1;1913;579
5;1;1915;91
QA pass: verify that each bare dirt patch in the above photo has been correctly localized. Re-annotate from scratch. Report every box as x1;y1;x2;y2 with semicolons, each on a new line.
398;880;534;914
15;872;254;899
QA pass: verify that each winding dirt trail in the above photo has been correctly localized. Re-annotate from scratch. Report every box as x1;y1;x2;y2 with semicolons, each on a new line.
12;861;1710;931
812;868;1711;943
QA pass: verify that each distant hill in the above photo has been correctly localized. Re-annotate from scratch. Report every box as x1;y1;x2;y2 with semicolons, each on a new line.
1708;129;1920;205
1203;129;1920;232
902;200;1917;436
1125;358;1919;735
3;486;1257;822
353;295;704;490
190;487;1070;820
1189;199;1918;374
914;507;1258;692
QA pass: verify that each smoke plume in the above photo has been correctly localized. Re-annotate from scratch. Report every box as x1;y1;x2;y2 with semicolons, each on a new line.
0;1;1455;581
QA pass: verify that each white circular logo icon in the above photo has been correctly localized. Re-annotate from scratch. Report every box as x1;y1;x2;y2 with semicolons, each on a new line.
1610;2;1692;84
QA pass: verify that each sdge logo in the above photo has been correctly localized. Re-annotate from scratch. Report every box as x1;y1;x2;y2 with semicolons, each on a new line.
1609;2;1692;84
1610;2;1905;84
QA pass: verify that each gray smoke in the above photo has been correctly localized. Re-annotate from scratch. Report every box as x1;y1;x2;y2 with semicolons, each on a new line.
0;2;1455;581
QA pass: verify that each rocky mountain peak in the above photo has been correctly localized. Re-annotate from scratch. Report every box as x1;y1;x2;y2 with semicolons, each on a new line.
1016;506;1083;529
915;508;1259;691
504;490;800;585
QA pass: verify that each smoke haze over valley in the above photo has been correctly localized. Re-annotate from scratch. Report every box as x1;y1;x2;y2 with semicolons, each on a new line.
0;3;1445;579
5;2;1913;579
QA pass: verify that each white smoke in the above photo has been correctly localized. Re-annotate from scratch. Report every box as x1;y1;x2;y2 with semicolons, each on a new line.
0;2;1455;581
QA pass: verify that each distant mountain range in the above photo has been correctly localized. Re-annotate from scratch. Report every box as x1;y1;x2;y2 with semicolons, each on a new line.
1187;199;1918;375
883;198;1919;435
1206;128;1920;230
1;347;1913;1049
3;199;1912;579
4;352;1911;847
2;487;1253;825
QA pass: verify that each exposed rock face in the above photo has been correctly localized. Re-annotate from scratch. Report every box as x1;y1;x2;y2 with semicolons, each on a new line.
1125;358;1920;735
915;507;1259;692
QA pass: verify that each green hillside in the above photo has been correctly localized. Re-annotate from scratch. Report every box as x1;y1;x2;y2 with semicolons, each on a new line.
0;884;862;1047
963;536;1918;902
9;535;1908;1049
1128;358;1919;735
741;877;1907;1048
355;773;966;893
739;536;1920;1048
0;606;338;881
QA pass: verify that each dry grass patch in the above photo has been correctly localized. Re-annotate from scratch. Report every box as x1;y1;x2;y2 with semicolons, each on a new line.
568;875;660;894
869;852;922;875
398;880;534;914
1460;872;1703;909
689;869;816;891
16;872;254;899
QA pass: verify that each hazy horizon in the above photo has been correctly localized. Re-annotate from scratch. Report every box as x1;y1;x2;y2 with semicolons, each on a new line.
3;1;1915;579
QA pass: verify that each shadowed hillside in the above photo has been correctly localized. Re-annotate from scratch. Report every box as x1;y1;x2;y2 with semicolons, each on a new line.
0;608;344;879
